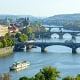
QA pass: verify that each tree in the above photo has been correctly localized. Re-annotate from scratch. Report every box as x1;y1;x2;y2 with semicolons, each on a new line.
62;76;74;80
0;41;3;48
19;76;34;80
35;72;45;80
39;66;60;80
15;33;28;42
19;76;29;80
1;39;7;47
6;38;14;46
19;66;60;80
22;27;33;40
75;74;80;80
18;34;28;42
15;32;21;38
0;35;14;48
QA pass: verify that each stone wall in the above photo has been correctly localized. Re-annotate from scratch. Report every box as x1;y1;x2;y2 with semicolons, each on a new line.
0;46;14;57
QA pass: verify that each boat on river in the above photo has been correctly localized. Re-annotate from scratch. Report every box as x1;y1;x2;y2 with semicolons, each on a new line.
10;60;30;71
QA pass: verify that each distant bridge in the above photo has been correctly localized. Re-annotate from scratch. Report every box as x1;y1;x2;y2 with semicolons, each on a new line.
42;25;63;31
34;31;80;39
14;41;80;54
34;25;80;39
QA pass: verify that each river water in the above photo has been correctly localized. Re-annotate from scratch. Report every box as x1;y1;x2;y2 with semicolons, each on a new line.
1;28;80;80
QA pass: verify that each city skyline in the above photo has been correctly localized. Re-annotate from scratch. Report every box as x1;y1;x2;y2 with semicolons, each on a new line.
0;0;80;17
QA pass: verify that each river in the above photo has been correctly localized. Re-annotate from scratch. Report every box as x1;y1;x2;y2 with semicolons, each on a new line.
1;28;80;80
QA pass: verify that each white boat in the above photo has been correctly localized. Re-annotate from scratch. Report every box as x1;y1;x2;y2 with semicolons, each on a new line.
10;61;30;71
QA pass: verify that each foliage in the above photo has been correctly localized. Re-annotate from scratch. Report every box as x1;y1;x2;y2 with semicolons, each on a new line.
22;21;46;39
18;34;28;42
40;66;60;80
19;76;30;80
0;41;3;48
19;76;35;80
1;38;8;47
15;32;28;42
35;72;45;80
62;76;74;80
19;66;80;80
15;32;21;38
75;74;80;80
0;34;14;48
19;66;60;80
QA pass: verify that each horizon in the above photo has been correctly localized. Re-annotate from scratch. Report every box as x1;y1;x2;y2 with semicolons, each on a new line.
0;13;80;18
0;0;80;17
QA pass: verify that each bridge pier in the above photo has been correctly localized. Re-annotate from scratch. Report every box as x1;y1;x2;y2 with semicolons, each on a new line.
59;35;63;39
48;28;52;32
72;48;77;54
26;45;33;51
59;33;63;39
41;47;46;52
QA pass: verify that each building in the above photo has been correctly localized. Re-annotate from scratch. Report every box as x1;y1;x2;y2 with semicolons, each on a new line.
8;24;19;33
0;25;8;37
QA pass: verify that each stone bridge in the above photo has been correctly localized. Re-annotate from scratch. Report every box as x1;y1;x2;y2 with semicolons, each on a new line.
34;31;80;39
14;42;80;54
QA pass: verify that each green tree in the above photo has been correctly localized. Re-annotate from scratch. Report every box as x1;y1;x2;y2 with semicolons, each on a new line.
15;32;21;38
75;74;80;80
18;34;28;42
1;39;7;47
24;27;33;39
5;33;10;38
62;76;74;80
6;38;14;46
35;72;45;80
0;41;3;48
0;35;14;47
19;76;29;80
19;66;60;80
39;66;60;80
19;76;34;80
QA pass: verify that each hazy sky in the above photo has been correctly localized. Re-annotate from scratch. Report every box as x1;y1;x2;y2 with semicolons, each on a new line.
0;0;80;17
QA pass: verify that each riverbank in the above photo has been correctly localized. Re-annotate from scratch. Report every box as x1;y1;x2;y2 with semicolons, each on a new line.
0;46;14;57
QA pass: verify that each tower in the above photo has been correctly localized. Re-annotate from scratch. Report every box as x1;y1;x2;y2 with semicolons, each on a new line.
23;17;30;27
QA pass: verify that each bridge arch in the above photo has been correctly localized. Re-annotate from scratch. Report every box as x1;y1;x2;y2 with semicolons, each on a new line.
76;33;80;36
51;33;59;39
34;43;74;53
63;33;72;39
46;45;71;53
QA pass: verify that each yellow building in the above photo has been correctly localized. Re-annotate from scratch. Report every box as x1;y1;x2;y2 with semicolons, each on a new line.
0;25;8;37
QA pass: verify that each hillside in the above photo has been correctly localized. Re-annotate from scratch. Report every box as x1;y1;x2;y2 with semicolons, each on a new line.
0;15;40;22
42;14;80;26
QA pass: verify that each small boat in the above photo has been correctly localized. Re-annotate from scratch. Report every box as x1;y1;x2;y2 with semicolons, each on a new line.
10;60;30;71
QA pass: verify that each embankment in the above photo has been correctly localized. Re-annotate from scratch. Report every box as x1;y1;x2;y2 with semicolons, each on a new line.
0;46;14;57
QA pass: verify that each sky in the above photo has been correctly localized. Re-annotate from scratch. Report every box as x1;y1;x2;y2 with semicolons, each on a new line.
0;0;80;17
